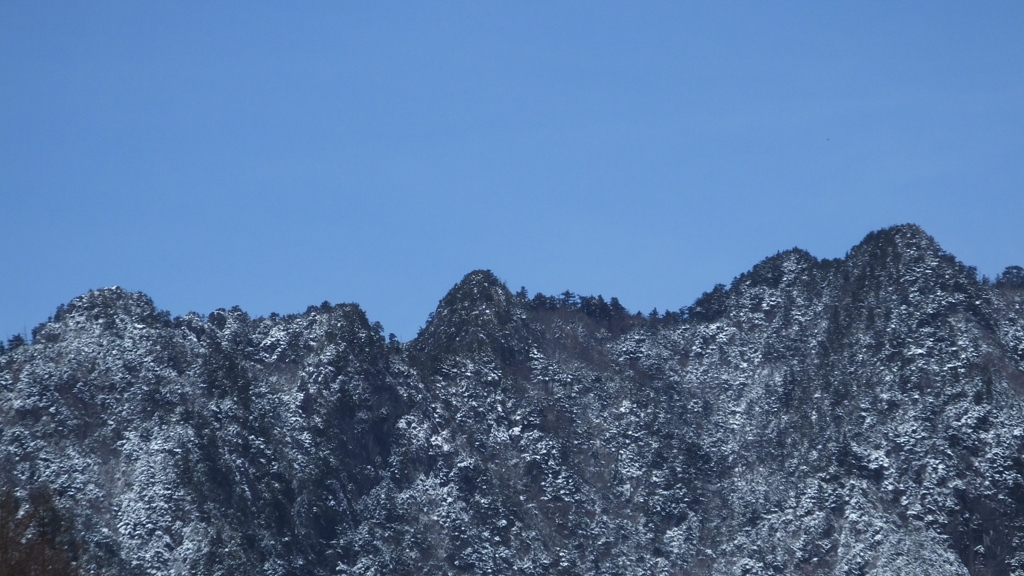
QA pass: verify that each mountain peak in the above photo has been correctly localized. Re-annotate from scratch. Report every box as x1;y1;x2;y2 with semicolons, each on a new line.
54;287;167;332
428;270;519;323
412;270;531;372
842;223;959;284
849;223;942;260
837;224;986;325
447;269;506;297
732;247;820;290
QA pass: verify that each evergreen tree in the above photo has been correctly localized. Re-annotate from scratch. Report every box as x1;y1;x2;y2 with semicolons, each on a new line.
5;335;25;351
996;265;1024;288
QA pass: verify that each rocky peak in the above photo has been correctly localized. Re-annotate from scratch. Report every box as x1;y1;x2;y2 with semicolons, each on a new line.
411;270;532;372
59;287;162;324
841;223;982;306
845;223;945;271
435;269;513;309
731;248;820;290
25;287;170;346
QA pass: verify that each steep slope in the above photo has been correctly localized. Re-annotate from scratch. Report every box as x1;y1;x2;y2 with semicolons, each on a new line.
625;225;1024;574
2;224;1023;575
1;294;405;575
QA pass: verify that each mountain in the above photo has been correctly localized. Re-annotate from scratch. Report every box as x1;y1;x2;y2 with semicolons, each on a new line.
3;224;1024;575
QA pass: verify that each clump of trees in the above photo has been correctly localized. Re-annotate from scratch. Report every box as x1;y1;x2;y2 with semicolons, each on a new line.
521;285;724;333
0;487;81;576
521;289;641;334
0;335;26;356
996;265;1024;289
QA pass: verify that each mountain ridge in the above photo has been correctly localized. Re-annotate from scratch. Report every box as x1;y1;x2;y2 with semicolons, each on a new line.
3;223;1024;575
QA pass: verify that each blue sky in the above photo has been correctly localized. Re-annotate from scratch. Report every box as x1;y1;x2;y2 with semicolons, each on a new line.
3;2;1023;341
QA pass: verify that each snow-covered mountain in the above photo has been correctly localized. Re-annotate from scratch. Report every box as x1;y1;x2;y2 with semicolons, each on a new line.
3;224;1024;575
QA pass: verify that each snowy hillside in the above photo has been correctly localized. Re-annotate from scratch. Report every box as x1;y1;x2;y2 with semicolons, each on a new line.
3;224;1024;575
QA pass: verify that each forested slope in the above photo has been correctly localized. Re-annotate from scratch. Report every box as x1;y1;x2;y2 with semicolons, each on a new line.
3;224;1024;575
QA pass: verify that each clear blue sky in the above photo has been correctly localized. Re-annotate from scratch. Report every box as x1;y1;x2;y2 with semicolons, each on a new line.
3;2;1023;341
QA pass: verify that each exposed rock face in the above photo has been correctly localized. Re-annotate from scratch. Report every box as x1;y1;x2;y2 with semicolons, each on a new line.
3;224;1024;575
